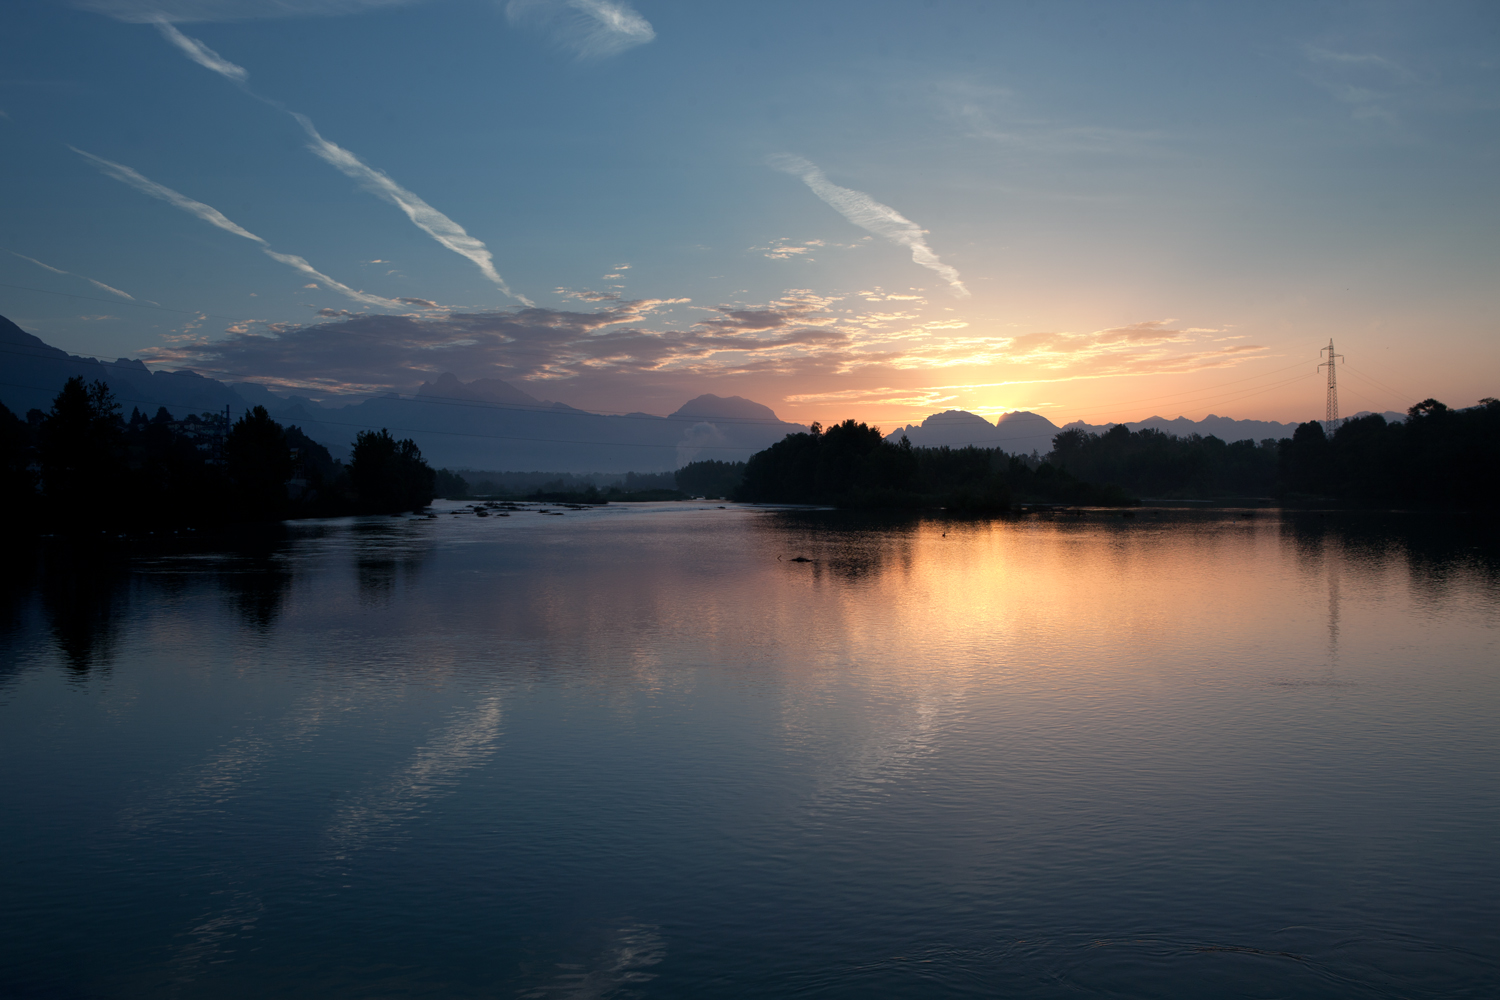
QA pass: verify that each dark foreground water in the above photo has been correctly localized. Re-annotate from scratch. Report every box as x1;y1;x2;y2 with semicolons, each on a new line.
2;503;1498;999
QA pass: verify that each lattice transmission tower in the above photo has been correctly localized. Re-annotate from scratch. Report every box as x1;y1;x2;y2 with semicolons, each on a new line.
1318;339;1344;434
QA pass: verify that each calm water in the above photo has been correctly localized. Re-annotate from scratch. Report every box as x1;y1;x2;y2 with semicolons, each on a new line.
2;504;1497;998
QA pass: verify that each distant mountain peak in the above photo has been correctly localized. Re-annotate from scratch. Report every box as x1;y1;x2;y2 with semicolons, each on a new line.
0;313;68;361
416;372;542;407
670;393;781;423
884;408;1060;455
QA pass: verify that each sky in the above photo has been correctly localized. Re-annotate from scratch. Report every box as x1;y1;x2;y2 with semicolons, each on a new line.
2;0;1497;428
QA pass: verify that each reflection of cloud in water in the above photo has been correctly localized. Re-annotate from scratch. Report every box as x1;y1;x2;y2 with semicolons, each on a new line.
327;695;503;852
519;924;665;1000
785;676;965;817
120;686;360;832
169;892;264;986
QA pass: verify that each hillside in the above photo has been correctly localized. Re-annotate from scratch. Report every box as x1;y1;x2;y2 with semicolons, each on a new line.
0;314;805;472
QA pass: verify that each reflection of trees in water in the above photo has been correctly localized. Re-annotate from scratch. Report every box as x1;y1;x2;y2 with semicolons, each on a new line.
218;546;294;631
38;543;130;678
1280;511;1500;606
752;510;923;582
0;540;40;689
350;521;433;603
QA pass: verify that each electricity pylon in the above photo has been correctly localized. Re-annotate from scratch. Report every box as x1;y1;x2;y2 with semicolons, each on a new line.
1318;339;1344;435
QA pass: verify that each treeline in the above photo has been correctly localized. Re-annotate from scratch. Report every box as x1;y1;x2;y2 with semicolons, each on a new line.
1047;397;1499;506
1050;425;1279;498
723;397;1498;510
732;419;1132;509
2;377;439;532
432;463;745;502
1280;398;1499;507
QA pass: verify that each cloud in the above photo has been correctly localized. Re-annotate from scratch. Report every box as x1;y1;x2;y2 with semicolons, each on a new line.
505;0;655;58
261;250;405;308
768;154;969;297
152;20;249;81
1301;45;1415;123
875;320;1267;378
75;0;423;24
86;278;136;299
290;113;531;305
936;80;1159;156
6;248;136;300
72;148;403;308
73;147;265;242
140;288;1263;411
143;25;529;306
144;293;866;393
749;237;865;261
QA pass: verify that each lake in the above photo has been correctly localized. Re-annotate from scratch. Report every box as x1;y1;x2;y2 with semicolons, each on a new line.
2;503;1497;998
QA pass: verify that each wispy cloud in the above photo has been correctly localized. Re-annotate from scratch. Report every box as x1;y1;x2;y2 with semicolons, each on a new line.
289;114;531;306
506;0;655;58
936;80;1159;157
73;147;265;242
262;251;403;308
72;148;403;308
289;115;523;304
75;0;423;24
876;320;1267;378
152;19;248;81
1301;44;1415;123
768;154;969;297
748;237;865;261
6;249;136;300
144;25;530;306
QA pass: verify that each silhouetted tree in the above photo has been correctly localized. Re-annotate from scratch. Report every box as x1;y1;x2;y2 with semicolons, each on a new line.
39;377;127;521
1051;423;1279;499
676;459;745;497
226;405;295;520
349;428;436;513
738;419;920;505
434;468;469;498
0;401;38;519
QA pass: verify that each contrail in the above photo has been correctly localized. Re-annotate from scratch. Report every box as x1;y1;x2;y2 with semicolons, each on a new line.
144;23;530;306
73;147;265;243
290;113;532;306
153;20;248;83
261;250;403;308
72;148;403;309
769;154;969;297
6;249;136;300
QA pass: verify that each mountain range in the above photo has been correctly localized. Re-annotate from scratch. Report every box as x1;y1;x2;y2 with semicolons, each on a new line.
883;410;1065;456
0;314;803;471
2;314;1396;472
883;406;1404;455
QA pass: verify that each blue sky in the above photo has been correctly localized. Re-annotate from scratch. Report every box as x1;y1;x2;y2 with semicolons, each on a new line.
3;0;1497;426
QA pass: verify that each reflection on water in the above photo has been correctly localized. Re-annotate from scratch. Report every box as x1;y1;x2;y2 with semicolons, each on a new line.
37;544;130;677
0;505;1497;999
